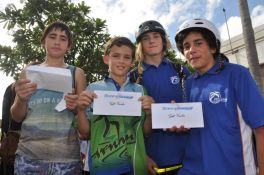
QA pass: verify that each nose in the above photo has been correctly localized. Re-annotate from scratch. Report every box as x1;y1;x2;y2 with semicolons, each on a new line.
146;36;155;43
117;56;125;63
54;38;60;45
189;44;196;53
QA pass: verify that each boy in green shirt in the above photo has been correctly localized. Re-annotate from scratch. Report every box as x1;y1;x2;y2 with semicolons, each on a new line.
77;36;153;175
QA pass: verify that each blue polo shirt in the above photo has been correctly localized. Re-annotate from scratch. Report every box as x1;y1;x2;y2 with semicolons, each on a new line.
179;62;264;175
136;57;190;167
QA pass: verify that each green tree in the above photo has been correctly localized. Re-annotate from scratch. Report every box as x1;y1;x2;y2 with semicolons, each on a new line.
166;49;194;73
0;0;110;84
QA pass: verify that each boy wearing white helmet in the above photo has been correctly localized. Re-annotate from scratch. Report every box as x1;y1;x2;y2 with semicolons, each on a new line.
132;20;190;175
175;18;264;175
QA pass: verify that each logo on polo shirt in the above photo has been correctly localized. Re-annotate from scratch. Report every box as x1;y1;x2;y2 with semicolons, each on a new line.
209;91;227;104
170;76;179;84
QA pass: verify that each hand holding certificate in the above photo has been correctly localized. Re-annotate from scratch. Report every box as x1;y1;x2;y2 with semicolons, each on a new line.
93;91;142;116
26;65;73;111
26;65;72;94
151;102;204;128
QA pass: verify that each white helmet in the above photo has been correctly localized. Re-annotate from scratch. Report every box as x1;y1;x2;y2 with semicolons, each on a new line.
175;18;220;43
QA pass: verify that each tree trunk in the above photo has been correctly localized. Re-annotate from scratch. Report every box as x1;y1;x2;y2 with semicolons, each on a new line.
238;0;264;95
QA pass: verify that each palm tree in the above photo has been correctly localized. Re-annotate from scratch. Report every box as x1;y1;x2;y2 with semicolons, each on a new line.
238;0;264;95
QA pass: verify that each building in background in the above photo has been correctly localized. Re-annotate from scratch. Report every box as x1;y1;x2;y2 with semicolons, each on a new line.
221;23;264;88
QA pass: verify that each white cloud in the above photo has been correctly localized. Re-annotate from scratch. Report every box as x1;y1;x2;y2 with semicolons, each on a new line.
219;4;264;41
83;0;165;40
0;24;15;46
0;0;24;11
83;0;199;41
219;16;242;41
205;0;221;20
159;0;195;27
0;1;24;46
251;5;264;28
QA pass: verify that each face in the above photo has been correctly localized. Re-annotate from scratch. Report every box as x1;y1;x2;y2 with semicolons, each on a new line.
183;32;216;74
42;28;70;59
141;32;163;58
103;45;134;79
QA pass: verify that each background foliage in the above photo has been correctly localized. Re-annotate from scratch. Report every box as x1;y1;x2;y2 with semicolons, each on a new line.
0;0;110;83
0;0;189;83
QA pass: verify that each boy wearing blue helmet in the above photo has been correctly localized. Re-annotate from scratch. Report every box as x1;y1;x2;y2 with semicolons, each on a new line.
133;20;190;175
175;18;264;175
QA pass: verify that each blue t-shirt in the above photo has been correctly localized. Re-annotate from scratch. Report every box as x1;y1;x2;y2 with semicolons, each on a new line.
179;62;264;175
135;57;190;167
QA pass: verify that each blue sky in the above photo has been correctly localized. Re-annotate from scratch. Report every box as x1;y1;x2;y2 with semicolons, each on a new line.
1;0;264;47
0;0;264;117
79;0;264;47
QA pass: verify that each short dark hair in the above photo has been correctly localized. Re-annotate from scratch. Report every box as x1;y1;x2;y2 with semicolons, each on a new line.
176;28;220;58
104;36;136;59
41;21;73;47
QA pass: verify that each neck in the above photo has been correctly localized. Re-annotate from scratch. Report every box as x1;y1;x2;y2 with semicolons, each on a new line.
42;57;67;68
109;74;127;87
197;59;216;75
144;53;164;67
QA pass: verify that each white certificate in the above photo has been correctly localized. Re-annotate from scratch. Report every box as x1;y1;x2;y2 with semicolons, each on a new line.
93;91;142;116
151;102;204;128
26;65;72;94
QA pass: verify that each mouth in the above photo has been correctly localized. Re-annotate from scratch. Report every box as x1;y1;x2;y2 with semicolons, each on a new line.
51;47;61;51
116;66;126;70
189;56;199;62
149;46;157;49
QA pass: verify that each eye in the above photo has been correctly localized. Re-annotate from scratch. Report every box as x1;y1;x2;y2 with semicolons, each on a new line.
124;55;132;60
153;34;160;39
183;43;190;51
142;37;148;41
110;54;120;58
49;35;56;39
194;40;203;46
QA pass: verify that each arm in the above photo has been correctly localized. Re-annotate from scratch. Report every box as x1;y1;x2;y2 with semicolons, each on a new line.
139;95;154;136
2;84;12;134
77;90;97;139
77;110;90;140
65;67;86;110
11;71;37;122
254;126;264;175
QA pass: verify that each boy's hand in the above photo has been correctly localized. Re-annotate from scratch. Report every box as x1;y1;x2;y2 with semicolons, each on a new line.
164;125;190;132
139;95;154;115
147;156;158;175
65;89;78;110
163;100;190;132
15;79;37;102
77;91;97;111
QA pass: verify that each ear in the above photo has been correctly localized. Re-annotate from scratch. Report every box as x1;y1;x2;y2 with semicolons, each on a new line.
210;48;216;54
67;44;72;50
103;55;109;65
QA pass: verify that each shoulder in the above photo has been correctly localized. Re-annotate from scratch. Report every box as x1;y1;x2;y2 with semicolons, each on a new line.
75;67;85;81
67;65;84;75
129;82;145;93
87;80;106;91
223;63;251;77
